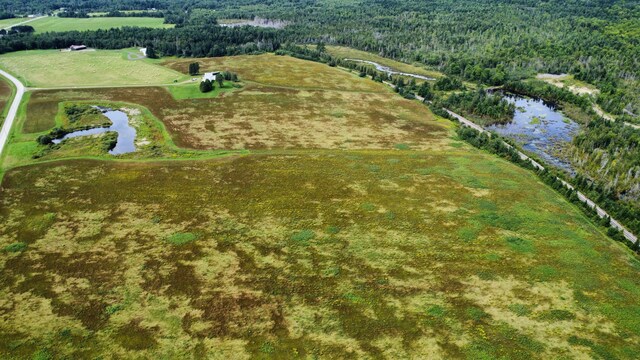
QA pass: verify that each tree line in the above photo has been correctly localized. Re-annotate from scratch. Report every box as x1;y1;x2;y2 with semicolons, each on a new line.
0;24;283;57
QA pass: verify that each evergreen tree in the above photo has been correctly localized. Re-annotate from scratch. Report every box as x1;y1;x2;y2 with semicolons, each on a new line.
189;62;200;76
146;44;158;59
199;79;213;93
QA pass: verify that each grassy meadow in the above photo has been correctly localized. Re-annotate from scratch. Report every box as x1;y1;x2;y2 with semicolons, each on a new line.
0;50;186;87
2;150;640;358
27;16;173;33
163;53;388;92
0;17;33;29
1;52;640;359
12;55;451;154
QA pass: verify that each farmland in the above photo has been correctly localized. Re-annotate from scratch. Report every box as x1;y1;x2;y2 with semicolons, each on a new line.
8;55;450;160
164;53;388;92
1;52;640;359
0;50;185;88
27;16;173;33
0;17;32;29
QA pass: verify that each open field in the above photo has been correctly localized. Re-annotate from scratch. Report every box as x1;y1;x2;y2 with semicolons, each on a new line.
2;51;640;359
0;17;32;29
0;50;185;88
27;16;173;33
3;93;244;169
14;55;450;152
17;84;450;152
536;74;600;96
163;53;389;92
325;46;443;79
1;150;640;358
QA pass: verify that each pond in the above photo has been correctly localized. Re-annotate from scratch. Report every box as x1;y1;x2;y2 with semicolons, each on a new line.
486;93;579;174
52;107;136;155
344;59;436;81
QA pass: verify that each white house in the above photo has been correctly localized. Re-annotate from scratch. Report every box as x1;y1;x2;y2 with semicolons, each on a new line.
202;72;220;82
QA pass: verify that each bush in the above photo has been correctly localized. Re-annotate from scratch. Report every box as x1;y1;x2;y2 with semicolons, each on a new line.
3;242;27;253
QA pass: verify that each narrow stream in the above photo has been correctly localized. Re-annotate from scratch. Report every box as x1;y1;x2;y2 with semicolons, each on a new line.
487;93;579;174
344;59;436;81
52;107;137;155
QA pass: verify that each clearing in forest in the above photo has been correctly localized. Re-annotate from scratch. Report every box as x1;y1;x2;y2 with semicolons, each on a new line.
26;16;173;33
0;50;185;88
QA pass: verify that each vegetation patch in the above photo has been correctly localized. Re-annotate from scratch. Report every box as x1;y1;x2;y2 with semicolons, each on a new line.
165;232;198;245
0;50;185;87
27;16;173;33
3;242;27;253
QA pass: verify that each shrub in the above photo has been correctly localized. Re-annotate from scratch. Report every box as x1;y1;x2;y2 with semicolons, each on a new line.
3;242;27;253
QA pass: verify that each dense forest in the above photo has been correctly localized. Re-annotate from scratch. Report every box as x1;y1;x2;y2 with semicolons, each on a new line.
0;25;282;57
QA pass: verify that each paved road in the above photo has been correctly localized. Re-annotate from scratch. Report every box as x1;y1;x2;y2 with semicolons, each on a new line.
0;69;26;156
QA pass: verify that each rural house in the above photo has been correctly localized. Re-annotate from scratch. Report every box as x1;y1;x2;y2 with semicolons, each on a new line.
202;71;220;82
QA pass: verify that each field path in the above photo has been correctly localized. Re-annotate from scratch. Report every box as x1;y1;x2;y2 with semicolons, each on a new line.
2;16;47;30
0;69;25;156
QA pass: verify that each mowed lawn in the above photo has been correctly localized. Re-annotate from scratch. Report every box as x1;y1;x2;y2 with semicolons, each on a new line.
1;150;640;359
0;17;33;29
0;50;185;87
27;16;173;33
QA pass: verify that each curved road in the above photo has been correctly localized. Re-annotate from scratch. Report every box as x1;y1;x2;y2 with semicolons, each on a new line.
0;69;25;156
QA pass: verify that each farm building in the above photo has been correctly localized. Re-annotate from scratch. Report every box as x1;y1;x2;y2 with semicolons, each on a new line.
202;72;220;82
69;45;87;51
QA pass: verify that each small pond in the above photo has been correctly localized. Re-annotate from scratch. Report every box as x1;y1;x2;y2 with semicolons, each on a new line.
486;93;579;174
344;59;436;81
52;107;137;155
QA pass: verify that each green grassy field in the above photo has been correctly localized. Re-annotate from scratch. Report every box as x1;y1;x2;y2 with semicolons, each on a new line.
1;52;640;359
0;50;186;87
165;80;240;100
27;16;173;33
0;17;32;28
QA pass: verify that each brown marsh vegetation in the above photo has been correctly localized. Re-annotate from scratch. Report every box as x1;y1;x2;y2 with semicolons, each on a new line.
1;151;640;358
1;54;640;359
